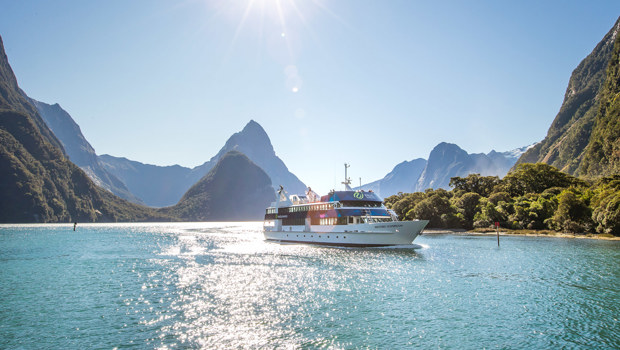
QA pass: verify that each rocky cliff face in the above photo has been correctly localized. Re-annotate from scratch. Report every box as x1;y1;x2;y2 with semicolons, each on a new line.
0;38;64;154
516;17;620;175
578;24;620;177
163;151;275;221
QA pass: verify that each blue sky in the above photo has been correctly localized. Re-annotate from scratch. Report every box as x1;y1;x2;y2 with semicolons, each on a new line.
1;1;619;194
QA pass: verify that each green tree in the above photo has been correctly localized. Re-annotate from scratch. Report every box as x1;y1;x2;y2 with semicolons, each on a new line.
474;199;509;228
410;194;459;228
549;188;593;233
590;176;620;235
507;193;557;230
488;192;511;205
453;192;481;228
499;163;586;196
450;174;500;197
389;192;427;220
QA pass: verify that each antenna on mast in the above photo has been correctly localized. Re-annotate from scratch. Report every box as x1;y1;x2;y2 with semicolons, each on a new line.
342;163;352;190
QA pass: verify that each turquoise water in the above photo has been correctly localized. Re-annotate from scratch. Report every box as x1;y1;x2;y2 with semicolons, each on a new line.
0;223;618;349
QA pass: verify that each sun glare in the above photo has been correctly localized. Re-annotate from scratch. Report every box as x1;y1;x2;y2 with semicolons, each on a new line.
216;0;327;56
205;0;340;94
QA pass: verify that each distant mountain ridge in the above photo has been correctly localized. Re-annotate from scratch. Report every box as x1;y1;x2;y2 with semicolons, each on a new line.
515;17;620;176
355;158;427;196
99;120;305;207
98;154;197;207
416;143;528;192
31;99;142;204
357;142;531;197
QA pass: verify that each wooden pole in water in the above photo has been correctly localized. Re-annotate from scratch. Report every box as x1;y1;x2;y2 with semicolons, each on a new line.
495;222;500;246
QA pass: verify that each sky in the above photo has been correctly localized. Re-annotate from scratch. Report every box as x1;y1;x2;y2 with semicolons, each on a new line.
1;1;619;195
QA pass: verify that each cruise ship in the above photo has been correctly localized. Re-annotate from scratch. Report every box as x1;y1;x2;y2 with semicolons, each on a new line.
263;164;428;247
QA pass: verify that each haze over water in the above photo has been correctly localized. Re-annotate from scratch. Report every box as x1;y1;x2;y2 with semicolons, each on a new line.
1;223;618;349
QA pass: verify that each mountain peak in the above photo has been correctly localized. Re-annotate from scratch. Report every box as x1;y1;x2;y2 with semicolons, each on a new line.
205;120;280;169
433;142;462;150
429;142;468;159
245;119;261;129
239;119;270;143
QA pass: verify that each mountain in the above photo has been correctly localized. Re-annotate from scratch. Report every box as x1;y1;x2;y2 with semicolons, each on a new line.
579;25;620;176
203;120;307;195
357;142;529;197
31;99;143;204
416;143;528;191
98;154;194;207
417;143;486;191
0;35;172;223
355;158;427;197
100;120;306;207
515;17;620;176
162;151;275;221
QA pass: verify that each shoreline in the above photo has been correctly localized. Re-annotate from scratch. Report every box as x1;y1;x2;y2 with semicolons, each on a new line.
421;229;620;241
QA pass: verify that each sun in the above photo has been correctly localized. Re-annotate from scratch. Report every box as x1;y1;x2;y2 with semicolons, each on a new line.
204;0;342;92
212;0;331;50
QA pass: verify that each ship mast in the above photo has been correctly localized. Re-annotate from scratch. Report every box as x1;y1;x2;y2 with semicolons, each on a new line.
342;163;352;191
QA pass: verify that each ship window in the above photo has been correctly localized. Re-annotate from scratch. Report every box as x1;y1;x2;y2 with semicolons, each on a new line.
341;201;382;208
319;217;337;225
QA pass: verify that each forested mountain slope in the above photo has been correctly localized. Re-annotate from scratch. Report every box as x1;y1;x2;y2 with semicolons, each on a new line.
516;17;620;175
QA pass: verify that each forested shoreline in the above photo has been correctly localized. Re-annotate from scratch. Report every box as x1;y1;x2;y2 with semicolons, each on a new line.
384;163;619;236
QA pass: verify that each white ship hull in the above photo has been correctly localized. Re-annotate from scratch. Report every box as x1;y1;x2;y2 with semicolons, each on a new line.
263;220;428;247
